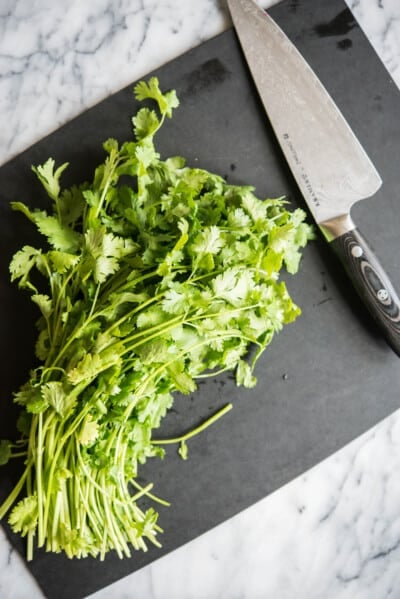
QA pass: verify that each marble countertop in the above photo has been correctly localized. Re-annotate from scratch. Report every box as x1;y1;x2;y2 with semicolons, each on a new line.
1;1;400;597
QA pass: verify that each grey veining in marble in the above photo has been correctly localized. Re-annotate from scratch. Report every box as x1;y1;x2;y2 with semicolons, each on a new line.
1;1;400;598
0;0;229;166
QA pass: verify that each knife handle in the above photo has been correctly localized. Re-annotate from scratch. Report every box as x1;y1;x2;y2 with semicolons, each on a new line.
330;227;400;356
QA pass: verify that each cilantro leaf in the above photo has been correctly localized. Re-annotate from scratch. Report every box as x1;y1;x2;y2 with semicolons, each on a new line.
9;246;41;288
32;158;69;202
78;415;99;446
58;186;85;226
48;250;80;274
41;382;67;417
34;214;81;252
11;203;81;252
236;360;257;388
133;107;160;140
31;294;53;319
191;225;225;255
9;495;38;537
134;76;179;118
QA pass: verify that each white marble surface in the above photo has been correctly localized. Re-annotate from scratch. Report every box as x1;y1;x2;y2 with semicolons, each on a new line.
1;0;400;598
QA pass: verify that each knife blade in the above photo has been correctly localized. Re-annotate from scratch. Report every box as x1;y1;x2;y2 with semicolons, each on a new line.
227;0;400;356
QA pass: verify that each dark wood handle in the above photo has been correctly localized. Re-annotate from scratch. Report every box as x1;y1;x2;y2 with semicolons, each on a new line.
330;227;400;356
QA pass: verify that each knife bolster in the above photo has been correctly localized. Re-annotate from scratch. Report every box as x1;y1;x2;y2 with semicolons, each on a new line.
320;214;355;241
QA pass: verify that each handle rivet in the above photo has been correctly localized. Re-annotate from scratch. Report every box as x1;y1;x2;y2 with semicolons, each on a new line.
351;245;363;258
377;289;389;302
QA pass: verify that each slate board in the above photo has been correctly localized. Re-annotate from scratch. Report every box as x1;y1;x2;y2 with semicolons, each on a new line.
1;0;400;597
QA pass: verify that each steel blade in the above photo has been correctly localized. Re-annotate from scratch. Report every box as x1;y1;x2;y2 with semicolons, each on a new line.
227;0;382;227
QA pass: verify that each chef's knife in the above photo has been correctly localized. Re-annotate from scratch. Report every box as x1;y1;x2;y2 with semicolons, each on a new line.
227;0;400;356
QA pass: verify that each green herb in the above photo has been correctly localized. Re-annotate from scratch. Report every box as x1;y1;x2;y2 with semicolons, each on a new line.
0;77;313;560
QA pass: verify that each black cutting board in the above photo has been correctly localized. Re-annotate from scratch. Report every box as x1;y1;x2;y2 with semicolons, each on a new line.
1;0;400;597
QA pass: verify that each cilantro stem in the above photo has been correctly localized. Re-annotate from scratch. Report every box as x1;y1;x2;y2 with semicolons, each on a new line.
51;491;62;544
119;314;184;356
36;413;45;546
77;480;102;549
0;461;32;519
46;268;160;370
41;386;91;536
76;443;138;508
152;403;233;445
98;264;156;299
8;451;28;458
86;478;105;547
48;263;81;348
129;479;171;507
88;282;101;320
27;531;34;562
99;472;129;558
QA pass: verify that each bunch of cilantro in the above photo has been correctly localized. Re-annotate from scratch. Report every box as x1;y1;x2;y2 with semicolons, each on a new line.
0;77;313;560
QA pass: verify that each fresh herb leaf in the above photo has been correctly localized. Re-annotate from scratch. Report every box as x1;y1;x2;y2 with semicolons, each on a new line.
31;159;69;202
